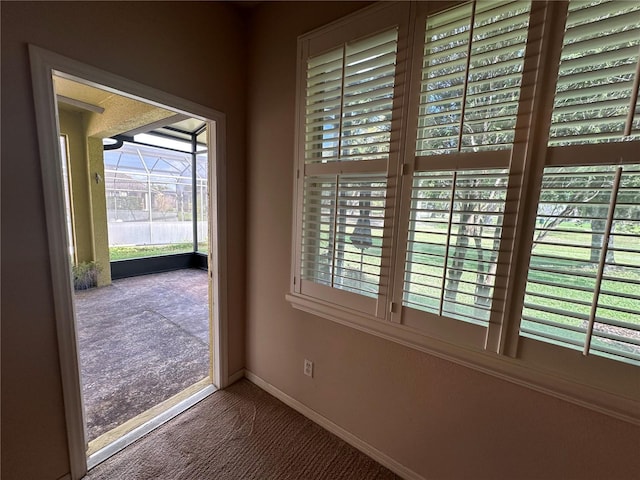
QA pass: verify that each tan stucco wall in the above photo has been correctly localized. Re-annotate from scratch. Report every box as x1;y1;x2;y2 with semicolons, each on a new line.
1;2;246;479
58;110;112;286
245;3;640;479
85;94;176;139
58;109;93;264
86;137;111;286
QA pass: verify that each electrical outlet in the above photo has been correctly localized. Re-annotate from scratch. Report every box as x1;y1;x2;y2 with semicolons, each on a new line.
304;359;313;377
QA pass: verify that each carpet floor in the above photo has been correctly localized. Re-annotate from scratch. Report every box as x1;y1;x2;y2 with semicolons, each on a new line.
84;379;399;480
74;269;210;441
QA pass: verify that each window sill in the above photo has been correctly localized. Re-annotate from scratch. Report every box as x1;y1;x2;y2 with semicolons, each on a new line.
286;292;640;425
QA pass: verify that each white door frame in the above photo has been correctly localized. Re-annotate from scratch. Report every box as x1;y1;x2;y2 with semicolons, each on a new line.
29;45;229;480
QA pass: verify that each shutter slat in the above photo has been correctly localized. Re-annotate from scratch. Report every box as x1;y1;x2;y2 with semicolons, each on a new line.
558;44;638;72
564;9;640;43
561;27;640;58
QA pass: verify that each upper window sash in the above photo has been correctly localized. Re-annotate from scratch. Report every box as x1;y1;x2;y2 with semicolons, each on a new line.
304;29;398;166
548;0;640;146
415;0;532;156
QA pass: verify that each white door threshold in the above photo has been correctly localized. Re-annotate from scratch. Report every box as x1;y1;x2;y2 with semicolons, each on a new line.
87;384;217;470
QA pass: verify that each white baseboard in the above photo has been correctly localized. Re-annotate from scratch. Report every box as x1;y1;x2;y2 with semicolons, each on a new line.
227;369;246;385
244;370;424;480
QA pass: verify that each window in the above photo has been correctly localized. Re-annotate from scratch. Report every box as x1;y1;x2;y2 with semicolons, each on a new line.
521;164;640;365
392;1;531;346
294;5;408;317
105;142;198;260
290;0;639;421
520;0;640;366
60;135;76;261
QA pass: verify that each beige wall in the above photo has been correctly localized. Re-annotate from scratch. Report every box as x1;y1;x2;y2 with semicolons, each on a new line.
1;2;246;479
245;3;640;479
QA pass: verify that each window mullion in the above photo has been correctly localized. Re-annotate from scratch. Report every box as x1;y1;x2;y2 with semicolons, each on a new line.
491;1;570;356
389;3;424;324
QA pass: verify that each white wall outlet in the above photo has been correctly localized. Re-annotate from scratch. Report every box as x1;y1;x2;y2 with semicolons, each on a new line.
304;359;313;377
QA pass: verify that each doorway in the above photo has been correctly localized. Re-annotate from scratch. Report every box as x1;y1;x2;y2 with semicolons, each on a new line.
30;46;229;480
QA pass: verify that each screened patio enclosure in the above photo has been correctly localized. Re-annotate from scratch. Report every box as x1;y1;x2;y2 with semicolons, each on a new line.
105;118;210;279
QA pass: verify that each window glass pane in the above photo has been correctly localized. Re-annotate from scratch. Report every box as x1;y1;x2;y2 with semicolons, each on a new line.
304;29;398;164
60;135;75;261
549;0;640;146
417;1;531;155
301;174;386;297
196;152;208;254
403;168;508;324
521;164;640;365
105;142;194;260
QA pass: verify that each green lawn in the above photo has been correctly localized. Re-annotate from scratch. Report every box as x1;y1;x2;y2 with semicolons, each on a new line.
109;242;209;261
402;219;639;362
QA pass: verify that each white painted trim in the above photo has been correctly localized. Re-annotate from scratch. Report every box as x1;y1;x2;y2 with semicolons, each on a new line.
227;369;246;385
87;385;217;470
244;370;425;480
29;44;88;480
56;95;105;114
28;45;230;480
209;117;230;389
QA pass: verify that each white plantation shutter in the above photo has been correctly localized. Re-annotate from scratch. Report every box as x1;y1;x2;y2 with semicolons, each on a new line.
521;164;640;365
395;0;530;339
301;175;386;298
549;0;640;146
290;1;640;417
403;169;508;325
305;29;398;164
416;1;531;155
296;25;401;314
519;1;640;367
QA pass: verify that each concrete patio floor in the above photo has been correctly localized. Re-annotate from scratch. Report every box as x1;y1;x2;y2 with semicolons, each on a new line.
74;268;210;443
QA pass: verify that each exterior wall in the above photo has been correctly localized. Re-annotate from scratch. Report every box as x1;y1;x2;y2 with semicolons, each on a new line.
58;110;112;286
59;109;93;264
245;3;640;479
87;137;111;286
0;2;246;479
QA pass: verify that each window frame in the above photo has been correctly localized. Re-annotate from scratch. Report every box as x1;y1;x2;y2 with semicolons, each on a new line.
291;2;413;319
287;0;640;425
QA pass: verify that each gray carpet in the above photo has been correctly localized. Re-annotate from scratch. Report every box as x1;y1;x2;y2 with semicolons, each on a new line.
85;379;399;480
75;269;210;441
